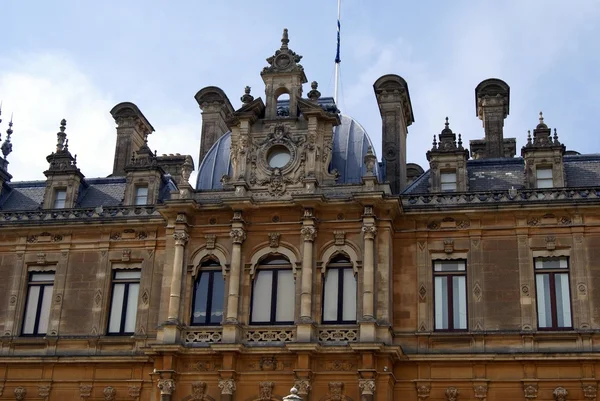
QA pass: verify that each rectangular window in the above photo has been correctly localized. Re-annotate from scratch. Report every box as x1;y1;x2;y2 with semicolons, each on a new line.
191;270;224;325
250;268;295;325
22;272;55;335
108;270;141;335
441;171;457;192
536;167;553;189
434;260;467;331
323;267;357;323
53;189;67;209
134;186;148;205
535;257;572;329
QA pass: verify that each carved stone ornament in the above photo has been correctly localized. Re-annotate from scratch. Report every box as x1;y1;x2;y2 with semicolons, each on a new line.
176;213;188;224
79;384;93;399
363;205;374;216
300;226;317;242
230;228;247;244
205;234;216;250
191;381;207;401
218;379;236;395
268;232;281;248
553;387;568;401
445;386;459;401
128;385;141;399
583;384;597;399
173;231;189;245
546;236;557;251
328;382;344;401
14;387;26;401
444;239;454;254
294;380;311;396
333;231;346;246
362;225;377;240
359;379;376;395
524;384;538;399
416;384;431;400
104;386;117;401
473;384;487;399
122;249;131;261
259;382;274;400
38;385;51;399
158;379;175;396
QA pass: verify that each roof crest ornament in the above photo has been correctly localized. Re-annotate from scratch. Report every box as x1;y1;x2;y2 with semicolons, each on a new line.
281;28;289;50
56;119;67;152
240;86;254;105
2;114;13;158
262;28;304;76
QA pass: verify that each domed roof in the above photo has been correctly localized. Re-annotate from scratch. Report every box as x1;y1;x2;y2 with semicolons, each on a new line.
196;114;380;190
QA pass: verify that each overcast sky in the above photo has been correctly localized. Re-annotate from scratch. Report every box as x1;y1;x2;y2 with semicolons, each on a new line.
2;0;599;183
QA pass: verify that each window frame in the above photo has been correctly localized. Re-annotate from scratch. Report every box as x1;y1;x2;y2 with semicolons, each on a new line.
107;269;141;336
190;259;225;326
534;256;573;331
249;255;295;325
433;259;468;332
536;166;554;189
322;256;357;324
440;170;457;192
21;271;55;336
134;185;149;205
53;189;67;209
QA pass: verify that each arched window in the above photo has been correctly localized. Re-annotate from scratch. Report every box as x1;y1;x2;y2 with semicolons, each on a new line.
250;255;295;325
322;255;357;324
191;259;225;326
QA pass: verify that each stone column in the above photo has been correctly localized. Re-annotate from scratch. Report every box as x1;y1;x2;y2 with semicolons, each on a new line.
359;379;376;401
167;231;189;321
300;225;317;320
157;379;175;401
361;206;377;341
218;379;236;401
226;228;246;322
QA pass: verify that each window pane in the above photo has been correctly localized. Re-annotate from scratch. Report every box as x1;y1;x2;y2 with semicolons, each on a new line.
210;272;225;324
434;261;465;272
453;276;467;329
37;285;54;334
114;270;142;280
276;270;294;322
23;286;41;334
323;269;339;321
251;271;272;322
342;269;357;321
435;276;448;329
441;172;457;183
124;283;139;333
536;274;552;328
136;187;148;197
537;168;553;179
108;283;125;333
441;183;457;191
30;273;55;282
192;273;209;324
535;257;568;270
135;187;148;205
555;273;572;327
537;178;553;188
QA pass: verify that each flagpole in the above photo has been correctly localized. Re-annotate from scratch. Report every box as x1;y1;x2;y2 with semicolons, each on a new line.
334;0;341;106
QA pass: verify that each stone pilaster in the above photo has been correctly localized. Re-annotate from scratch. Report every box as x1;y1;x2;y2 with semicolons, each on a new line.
361;206;377;341
298;208;317;342
162;230;188;343
223;211;246;342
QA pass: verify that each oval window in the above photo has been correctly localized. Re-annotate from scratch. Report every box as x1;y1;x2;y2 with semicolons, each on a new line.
267;145;291;168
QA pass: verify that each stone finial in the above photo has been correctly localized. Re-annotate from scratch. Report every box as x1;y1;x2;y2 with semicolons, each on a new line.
457;133;463;150
56;118;67;152
432;135;438;150
241;86;254;104
182;155;193;183
553;128;560;145
307;81;321;101
527;130;532;146
281;28;289;49
538;111;546;128
2;115;13;158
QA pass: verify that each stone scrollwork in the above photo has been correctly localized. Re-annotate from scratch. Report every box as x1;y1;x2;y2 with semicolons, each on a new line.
218;379;236;395
259;382;274;400
294;380;311;396
79;384;92;399
230;228;247;244
473;384;487;400
445;386;459;401
104;386;117;401
583;384;597;399
328;382;344;401
333;230;346;245
416;384;431;400
362;225;377;240
158;379;175;396
14;387;26;401
173;231;189;246
300;226;317;242
524;384;538;399
553;387;568;401
191;381;207;401
359;379;376;395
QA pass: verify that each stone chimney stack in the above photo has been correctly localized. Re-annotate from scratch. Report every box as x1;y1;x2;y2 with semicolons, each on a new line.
194;86;234;165
373;74;415;194
470;79;516;159
110;102;155;177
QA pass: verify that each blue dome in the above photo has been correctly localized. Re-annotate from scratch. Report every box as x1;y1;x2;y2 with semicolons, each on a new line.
196;114;380;190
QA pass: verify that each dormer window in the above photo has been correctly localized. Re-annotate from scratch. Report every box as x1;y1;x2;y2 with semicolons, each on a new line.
536;167;553;189
134;186;148;205
441;171;457;192
53;189;67;209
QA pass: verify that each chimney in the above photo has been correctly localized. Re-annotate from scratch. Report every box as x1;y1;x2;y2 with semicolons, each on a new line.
109;102;155;176
194;86;234;165
373;74;415;194
471;79;515;159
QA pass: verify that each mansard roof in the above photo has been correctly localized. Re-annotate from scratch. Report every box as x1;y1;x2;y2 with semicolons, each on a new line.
403;154;600;195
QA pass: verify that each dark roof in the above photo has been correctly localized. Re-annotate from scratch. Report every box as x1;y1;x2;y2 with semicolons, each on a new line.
403;154;600;194
0;180;46;210
77;177;127;207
